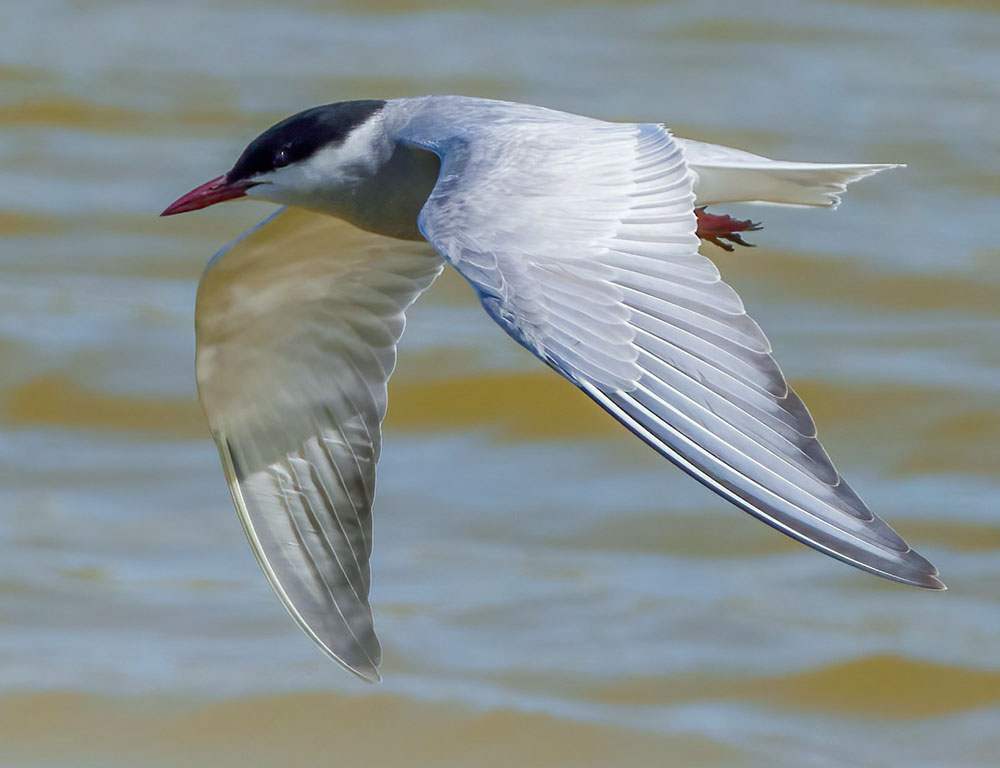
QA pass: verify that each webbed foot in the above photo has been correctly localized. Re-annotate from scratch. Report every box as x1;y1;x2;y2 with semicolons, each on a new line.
695;207;762;252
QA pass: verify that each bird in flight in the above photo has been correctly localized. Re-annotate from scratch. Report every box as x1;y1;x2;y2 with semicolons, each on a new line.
162;96;942;682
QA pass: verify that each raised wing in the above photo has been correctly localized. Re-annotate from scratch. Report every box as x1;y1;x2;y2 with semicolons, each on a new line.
195;207;443;681
412;117;942;589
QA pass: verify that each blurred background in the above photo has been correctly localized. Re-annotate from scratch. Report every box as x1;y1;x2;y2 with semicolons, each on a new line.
1;0;998;765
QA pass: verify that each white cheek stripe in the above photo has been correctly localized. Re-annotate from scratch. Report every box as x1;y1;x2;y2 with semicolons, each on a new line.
253;115;387;193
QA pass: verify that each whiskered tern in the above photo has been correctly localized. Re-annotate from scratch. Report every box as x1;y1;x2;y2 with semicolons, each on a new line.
162;96;941;682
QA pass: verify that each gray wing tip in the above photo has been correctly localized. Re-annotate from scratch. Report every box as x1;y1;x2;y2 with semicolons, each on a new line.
913;570;947;591
344;661;383;684
898;571;946;591
923;575;948;591
318;640;383;683
883;548;946;591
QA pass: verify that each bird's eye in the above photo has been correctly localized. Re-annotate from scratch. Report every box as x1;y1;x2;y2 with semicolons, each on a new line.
273;147;291;168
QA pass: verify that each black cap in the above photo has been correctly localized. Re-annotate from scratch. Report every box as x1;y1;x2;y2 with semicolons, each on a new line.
227;100;386;183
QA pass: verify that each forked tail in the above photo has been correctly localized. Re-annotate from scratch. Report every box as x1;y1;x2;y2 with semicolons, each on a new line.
677;137;902;209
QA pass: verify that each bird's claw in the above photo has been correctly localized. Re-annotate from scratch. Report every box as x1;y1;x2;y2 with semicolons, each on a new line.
695;207;762;252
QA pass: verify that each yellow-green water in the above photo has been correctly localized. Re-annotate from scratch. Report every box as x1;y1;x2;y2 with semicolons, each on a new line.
1;1;998;765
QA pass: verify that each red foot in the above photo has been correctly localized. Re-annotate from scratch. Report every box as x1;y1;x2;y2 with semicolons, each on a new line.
695;207;762;252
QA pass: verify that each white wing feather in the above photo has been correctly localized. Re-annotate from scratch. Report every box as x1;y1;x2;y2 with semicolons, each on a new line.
195;207;443;681
411;114;941;589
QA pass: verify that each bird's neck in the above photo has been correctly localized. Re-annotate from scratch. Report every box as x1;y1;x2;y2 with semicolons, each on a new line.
326;139;440;242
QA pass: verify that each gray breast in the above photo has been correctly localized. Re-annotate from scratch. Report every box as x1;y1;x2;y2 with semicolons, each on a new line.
336;140;442;242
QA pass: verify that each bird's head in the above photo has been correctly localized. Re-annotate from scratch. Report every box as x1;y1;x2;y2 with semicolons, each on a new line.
162;100;388;217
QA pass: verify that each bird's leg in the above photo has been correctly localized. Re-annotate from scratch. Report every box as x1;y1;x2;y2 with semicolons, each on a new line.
695;207;762;252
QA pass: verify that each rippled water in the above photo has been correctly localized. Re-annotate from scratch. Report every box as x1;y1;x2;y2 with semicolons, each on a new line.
1;0;998;765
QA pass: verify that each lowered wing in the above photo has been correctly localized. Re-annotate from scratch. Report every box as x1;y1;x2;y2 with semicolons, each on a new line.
195;206;443;681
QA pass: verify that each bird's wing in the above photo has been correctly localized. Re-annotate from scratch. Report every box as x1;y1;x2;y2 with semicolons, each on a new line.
195;206;444;681
412;118;942;589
